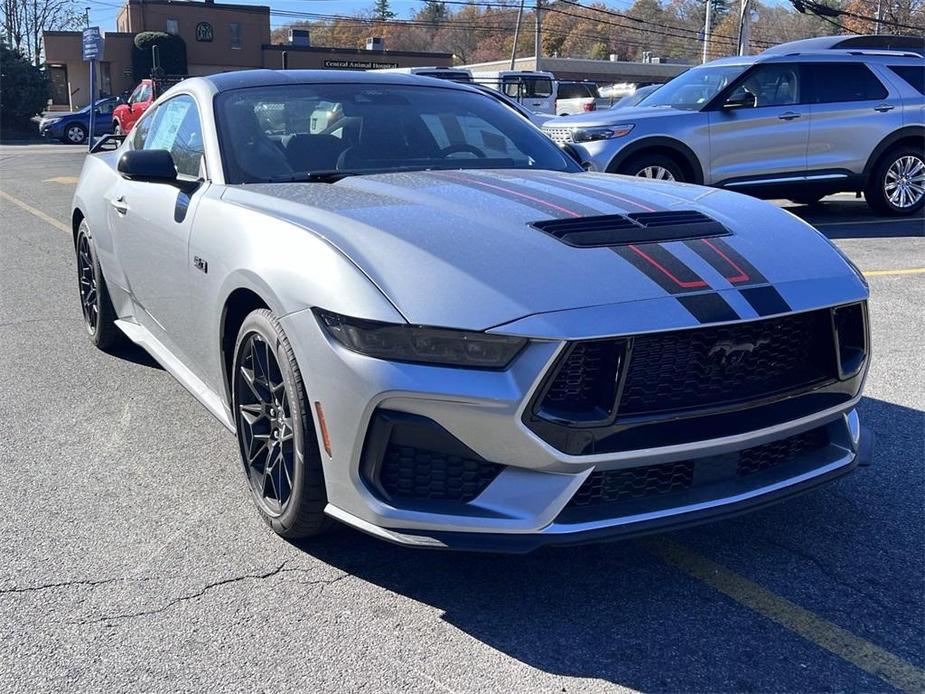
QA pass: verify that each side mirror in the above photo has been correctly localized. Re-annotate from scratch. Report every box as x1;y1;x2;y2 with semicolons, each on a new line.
119;150;201;193
560;143;589;169
723;90;754;110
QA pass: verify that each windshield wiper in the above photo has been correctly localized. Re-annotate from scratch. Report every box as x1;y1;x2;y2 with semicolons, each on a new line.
266;170;357;183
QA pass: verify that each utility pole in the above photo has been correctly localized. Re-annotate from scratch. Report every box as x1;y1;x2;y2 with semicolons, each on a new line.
85;6;91;28
875;0;883;34
534;0;541;66
701;0;713;64
511;0;525;70
737;0;751;56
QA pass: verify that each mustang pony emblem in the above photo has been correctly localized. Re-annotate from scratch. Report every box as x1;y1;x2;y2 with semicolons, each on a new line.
708;338;771;367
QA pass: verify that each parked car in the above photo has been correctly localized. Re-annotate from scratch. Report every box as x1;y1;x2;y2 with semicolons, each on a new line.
470;83;552;127
112;79;156;134
38;97;118;144
471;70;558;114
555;81;603;116
609;84;660;110
543;48;925;215
72;70;871;551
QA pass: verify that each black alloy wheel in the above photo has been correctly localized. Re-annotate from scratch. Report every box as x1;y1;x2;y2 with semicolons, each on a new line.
75;220;123;350
236;331;297;515
232;309;332;538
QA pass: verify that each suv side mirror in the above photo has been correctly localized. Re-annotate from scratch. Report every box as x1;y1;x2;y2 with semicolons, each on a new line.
722;90;754;110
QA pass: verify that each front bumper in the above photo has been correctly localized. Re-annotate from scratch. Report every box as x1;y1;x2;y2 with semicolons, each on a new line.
279;301;868;552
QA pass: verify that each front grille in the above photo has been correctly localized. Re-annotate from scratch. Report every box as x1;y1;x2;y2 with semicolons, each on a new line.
737;427;829;477
570;460;694;507
568;427;830;509
379;443;502;503
538;340;623;420
619;310;837;416
543;126;573;145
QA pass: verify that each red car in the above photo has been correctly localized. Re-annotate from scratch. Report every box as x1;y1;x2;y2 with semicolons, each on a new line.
112;79;155;134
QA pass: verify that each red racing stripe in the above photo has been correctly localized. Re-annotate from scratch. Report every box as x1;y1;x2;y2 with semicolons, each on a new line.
440;172;583;218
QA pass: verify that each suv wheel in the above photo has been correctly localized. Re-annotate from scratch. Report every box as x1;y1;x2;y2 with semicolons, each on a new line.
865;147;925;216
618;153;684;182
232;309;334;539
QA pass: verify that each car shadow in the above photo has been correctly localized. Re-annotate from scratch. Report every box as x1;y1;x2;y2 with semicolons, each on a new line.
782;198;925;239
105;340;163;370
290;395;924;691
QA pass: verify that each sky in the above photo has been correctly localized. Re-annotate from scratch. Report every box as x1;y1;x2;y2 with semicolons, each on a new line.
86;0;788;34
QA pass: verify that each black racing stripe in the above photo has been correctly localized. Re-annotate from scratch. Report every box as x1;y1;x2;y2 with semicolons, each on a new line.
740;285;791;317
612;244;711;295
537;175;661;213
685;237;767;287
677;293;740;324
437;172;585;219
490;175;608;217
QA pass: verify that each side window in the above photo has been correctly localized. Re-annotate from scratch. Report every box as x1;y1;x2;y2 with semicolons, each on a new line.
138;83;153;103
142;95;205;178
131;108;155;149
811;64;888;103
128;83;145;104
229;22;242;49
727;65;801;107
888;65;925;95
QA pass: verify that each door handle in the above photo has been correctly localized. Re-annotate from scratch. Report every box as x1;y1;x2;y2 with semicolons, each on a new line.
874;103;895;112
109;195;129;215
778;111;802;120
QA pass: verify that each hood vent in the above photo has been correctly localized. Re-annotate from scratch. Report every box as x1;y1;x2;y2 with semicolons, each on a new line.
532;211;730;248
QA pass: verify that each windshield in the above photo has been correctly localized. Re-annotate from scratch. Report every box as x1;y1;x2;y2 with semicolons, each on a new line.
638;65;747;110
216;83;575;184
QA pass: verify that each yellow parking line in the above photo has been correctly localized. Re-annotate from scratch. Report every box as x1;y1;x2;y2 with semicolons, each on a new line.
863;268;925;277
643;538;925;693
44;176;80;184
0;189;69;233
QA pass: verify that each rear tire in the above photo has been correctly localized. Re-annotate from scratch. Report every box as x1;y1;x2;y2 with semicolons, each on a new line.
63;122;87;145
865;146;925;216
618;153;685;182
113;120;123;136
75;220;124;351
232;309;334;539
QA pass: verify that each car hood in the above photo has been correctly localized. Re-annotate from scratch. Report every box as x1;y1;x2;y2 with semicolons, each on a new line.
221;169;863;332
546;105;695;128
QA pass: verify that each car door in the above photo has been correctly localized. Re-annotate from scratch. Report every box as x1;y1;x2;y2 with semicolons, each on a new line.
107;94;208;360
804;62;903;176
706;63;809;185
125;81;153;131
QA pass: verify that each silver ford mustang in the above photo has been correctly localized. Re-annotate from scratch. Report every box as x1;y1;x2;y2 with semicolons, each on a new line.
71;70;872;551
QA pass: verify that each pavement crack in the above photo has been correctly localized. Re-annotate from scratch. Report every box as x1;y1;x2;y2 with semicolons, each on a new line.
0;576;144;595
70;561;291;626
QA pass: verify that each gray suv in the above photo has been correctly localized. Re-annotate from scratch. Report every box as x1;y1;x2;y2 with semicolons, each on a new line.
545;47;925;215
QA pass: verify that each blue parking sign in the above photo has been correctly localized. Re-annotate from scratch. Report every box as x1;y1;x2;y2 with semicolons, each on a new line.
82;27;103;61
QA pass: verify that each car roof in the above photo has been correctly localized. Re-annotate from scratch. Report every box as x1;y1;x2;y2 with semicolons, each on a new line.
201;69;475;93
699;48;923;70
762;34;925;55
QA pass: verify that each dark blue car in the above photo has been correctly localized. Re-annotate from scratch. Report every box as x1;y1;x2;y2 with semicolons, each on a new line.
38;97;118;144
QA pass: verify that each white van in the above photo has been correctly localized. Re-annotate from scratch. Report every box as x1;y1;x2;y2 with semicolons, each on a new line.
470;70;557;114
373;66;473;83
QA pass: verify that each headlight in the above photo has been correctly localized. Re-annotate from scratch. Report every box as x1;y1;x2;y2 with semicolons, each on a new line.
314;309;527;369
43;117;62;126
571;124;634;142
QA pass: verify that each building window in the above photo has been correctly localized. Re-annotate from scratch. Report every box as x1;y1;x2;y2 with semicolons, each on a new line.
166;18;179;34
229;22;242;49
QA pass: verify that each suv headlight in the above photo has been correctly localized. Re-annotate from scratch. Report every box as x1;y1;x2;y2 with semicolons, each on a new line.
314;309;527;369
571;124;634;142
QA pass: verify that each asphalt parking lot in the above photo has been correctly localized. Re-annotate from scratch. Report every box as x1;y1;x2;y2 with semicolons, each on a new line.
1;143;922;693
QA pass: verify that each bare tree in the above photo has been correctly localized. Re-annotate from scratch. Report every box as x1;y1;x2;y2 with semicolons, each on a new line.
1;0;81;65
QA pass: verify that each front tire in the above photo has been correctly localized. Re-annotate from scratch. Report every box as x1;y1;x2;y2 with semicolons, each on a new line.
232;309;333;539
63;122;87;145
75;220;124;351
865;146;925;216
618;153;685;182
